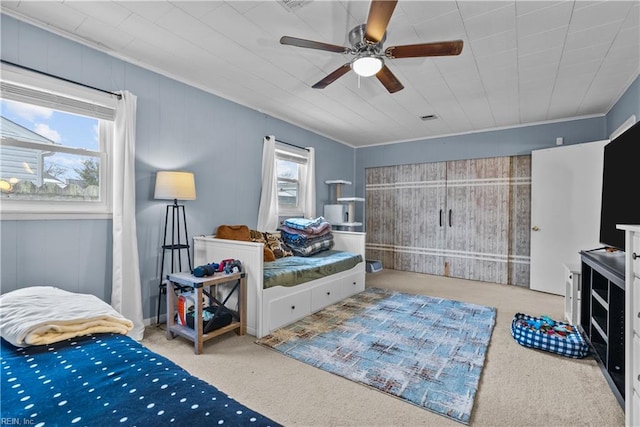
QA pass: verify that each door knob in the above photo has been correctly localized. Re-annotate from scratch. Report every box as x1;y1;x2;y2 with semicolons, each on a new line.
532;226;540;231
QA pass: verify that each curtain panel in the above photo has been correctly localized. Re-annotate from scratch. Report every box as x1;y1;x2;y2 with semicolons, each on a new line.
257;136;316;231
111;90;144;340
257;135;279;231
303;147;316;218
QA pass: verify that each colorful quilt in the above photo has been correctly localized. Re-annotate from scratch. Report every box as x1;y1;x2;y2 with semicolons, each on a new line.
280;230;332;249
283;217;330;234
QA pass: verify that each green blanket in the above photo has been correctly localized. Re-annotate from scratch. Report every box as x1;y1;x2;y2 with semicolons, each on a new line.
263;250;363;289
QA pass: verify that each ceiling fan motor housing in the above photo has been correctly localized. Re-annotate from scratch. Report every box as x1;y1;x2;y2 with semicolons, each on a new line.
349;24;385;54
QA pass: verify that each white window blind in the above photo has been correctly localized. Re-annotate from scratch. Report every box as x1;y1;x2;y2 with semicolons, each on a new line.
0;81;115;120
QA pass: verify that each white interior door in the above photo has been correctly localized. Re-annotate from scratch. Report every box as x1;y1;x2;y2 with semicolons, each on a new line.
530;140;607;294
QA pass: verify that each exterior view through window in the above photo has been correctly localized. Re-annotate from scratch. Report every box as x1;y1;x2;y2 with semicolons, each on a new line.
0;98;102;202
276;157;299;210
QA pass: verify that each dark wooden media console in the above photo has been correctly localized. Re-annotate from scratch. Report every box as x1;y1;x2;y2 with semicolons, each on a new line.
579;249;625;406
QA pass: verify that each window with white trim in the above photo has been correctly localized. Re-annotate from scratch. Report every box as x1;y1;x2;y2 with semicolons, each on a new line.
0;65;116;217
275;143;310;217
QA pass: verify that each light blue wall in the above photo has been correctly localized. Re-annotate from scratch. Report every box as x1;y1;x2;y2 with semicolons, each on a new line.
606;76;640;136
0;15;355;320
353;116;608;220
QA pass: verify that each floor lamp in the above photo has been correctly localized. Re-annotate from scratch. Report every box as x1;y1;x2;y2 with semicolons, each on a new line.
155;170;196;324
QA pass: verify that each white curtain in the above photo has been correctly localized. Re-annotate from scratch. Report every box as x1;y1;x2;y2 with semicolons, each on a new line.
303;146;316;218
257;135;279;231
111;90;144;340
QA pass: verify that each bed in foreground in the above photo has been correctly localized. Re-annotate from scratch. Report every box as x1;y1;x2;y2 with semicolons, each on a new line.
0;287;279;427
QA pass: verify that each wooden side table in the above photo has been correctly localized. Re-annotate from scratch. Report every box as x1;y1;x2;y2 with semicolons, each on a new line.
166;270;246;354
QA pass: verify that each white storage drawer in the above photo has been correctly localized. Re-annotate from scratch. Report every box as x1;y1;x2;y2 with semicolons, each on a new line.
633;233;640;274
311;280;344;312
269;290;311;331
619;225;640;426
633;391;640;427
635;276;640;335
634;334;640;395
342;269;365;298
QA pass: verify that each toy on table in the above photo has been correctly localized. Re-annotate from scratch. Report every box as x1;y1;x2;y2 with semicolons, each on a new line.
192;259;242;277
192;263;219;278
221;259;242;274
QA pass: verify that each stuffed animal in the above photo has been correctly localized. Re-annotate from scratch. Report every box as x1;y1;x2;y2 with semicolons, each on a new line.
526;319;543;330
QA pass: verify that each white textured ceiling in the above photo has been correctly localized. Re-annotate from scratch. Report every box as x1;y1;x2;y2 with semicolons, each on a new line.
2;1;639;147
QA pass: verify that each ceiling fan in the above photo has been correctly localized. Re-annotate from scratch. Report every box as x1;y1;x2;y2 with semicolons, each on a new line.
280;0;463;94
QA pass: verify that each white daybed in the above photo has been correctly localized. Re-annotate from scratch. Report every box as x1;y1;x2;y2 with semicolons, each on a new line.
193;231;366;338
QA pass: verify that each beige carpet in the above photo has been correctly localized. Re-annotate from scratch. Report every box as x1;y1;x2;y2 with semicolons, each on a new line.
143;269;624;426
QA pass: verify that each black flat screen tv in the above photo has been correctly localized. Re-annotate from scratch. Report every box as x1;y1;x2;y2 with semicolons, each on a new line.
599;120;640;250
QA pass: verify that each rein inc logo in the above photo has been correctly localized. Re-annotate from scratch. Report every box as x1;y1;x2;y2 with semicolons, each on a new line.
1;419;35;425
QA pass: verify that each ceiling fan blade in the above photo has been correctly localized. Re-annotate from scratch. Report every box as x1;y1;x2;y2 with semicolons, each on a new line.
376;65;404;94
280;36;349;53
312;64;352;89
364;0;398;44
385;40;464;59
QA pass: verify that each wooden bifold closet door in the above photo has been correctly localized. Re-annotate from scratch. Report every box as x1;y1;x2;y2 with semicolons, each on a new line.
365;155;531;286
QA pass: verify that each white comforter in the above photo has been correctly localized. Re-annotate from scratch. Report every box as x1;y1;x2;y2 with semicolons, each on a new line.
0;286;133;347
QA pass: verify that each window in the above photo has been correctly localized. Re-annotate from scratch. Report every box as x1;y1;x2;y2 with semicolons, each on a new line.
0;64;117;218
275;143;310;217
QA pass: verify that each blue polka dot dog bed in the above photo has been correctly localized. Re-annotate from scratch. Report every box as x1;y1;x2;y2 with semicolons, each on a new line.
511;313;589;358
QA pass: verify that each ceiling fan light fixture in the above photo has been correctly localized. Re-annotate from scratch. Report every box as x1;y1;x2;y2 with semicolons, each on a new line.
352;56;383;77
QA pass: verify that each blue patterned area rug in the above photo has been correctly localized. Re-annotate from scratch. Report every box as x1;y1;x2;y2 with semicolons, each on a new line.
256;287;496;425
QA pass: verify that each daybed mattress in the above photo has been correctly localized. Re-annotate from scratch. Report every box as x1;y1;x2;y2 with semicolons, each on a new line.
263;250;363;289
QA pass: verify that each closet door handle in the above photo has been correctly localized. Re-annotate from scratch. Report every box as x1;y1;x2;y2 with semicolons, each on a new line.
633;252;638;260
439;209;443;227
448;209;452;227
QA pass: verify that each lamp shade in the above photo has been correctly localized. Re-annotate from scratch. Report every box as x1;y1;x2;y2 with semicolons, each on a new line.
154;171;196;201
352;56;383;77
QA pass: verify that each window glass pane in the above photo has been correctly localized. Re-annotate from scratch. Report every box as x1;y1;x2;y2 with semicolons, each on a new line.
1;99;102;202
277;180;298;207
276;158;298;179
0;149;101;201
1;99;100;150
276;159;299;208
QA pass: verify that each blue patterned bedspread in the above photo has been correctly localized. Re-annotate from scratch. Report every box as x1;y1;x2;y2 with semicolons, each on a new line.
0;333;279;427
263;250;362;289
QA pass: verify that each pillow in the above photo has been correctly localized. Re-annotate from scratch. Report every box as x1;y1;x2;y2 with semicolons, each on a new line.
215;224;251;241
263;231;293;258
0;286;133;347
250;229;276;262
